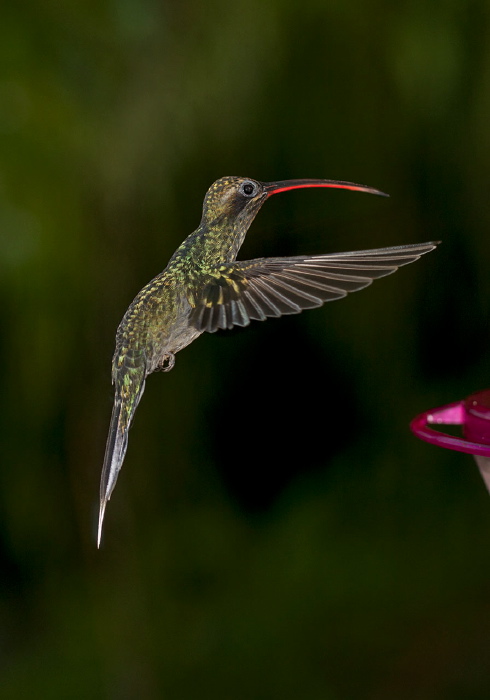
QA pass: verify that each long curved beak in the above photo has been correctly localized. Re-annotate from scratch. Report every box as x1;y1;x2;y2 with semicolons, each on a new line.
264;179;388;198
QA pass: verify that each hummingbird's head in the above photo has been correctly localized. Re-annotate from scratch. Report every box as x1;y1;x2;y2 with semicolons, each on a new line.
201;175;388;230
199;176;388;262
200;176;268;230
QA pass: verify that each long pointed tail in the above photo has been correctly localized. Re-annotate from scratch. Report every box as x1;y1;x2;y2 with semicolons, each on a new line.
98;378;145;547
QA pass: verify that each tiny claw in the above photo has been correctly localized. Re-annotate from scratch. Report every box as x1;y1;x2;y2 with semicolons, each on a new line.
163;353;175;371
155;352;175;372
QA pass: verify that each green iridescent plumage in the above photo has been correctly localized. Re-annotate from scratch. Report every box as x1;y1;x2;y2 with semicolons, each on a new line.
98;175;439;546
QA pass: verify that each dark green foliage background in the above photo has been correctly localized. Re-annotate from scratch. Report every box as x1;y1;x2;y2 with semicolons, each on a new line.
1;1;490;698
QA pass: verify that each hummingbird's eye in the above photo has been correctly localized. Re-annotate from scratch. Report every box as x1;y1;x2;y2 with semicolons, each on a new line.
240;181;257;197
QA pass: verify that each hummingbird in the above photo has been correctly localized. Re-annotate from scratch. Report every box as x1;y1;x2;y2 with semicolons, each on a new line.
98;175;439;545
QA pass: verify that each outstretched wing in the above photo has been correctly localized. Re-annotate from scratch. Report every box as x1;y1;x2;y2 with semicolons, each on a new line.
189;242;439;333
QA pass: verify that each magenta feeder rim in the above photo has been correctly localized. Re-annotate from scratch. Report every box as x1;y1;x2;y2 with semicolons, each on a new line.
410;389;490;457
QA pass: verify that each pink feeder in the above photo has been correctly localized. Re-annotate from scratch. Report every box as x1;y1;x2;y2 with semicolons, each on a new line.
410;389;490;493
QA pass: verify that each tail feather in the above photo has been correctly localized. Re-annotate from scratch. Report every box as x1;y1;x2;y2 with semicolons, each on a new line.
98;377;145;547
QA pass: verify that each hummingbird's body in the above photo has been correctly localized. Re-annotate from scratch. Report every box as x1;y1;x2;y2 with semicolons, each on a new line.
99;176;439;545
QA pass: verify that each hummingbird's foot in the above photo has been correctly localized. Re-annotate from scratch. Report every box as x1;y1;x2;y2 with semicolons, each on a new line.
157;353;175;372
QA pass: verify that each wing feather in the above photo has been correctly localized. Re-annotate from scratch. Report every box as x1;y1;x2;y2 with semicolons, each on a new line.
190;241;439;333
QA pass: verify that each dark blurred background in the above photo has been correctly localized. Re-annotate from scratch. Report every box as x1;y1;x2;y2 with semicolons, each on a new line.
1;1;490;698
